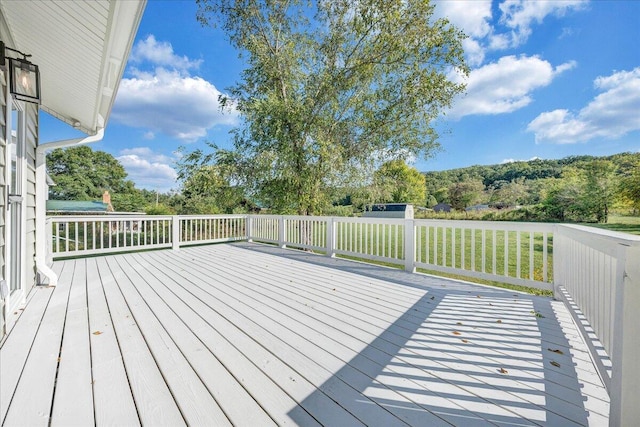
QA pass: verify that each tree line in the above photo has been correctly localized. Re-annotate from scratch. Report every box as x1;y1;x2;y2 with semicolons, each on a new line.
422;152;640;223
46;145;640;224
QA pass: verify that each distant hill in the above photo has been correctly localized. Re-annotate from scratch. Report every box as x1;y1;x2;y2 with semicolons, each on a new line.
423;152;640;200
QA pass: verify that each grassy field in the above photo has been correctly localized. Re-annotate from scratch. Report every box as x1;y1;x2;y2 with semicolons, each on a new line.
585;214;640;236
330;222;554;296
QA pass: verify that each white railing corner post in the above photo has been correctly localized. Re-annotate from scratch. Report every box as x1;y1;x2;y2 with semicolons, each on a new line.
246;215;253;242
609;244;640;427
326;217;336;257
278;216;286;248
172;215;180;250
404;219;416;273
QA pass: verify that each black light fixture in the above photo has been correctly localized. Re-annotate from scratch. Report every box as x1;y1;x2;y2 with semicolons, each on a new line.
1;41;41;104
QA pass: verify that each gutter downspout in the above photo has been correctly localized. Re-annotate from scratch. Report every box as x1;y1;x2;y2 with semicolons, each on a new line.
35;124;105;287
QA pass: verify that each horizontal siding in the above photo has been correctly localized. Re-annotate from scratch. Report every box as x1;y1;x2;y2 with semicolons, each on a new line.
24;103;38;292
0;69;6;339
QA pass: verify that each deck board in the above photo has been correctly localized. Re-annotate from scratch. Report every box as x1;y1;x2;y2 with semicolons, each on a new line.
0;286;54;423
95;256;186;426
86;257;140;426
2;260;75;427
0;242;609;426
51;257;94;426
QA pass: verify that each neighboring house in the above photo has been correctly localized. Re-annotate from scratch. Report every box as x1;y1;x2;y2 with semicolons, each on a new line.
433;203;452;213
0;2;145;339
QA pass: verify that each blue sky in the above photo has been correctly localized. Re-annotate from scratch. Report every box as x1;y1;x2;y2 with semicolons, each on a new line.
41;0;640;193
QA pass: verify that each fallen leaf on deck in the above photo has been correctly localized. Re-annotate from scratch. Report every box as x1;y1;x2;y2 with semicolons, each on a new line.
92;331;103;335
548;348;564;355
452;331;461;335
550;361;561;368
496;320;502;323
456;322;463;325
498;367;508;374
461;339;469;343
476;295;482;298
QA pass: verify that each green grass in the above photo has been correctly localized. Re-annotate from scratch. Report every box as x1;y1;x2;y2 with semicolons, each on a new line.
329;222;553;295
584;214;640;236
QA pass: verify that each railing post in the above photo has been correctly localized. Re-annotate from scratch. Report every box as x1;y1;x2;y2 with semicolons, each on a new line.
246;215;253;242
552;225;562;299
172;215;180;250
326;217;335;258
278;216;286;248
610;244;640;427
404;219;415;273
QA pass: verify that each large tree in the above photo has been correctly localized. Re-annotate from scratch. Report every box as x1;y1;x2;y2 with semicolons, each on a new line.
581;160;617;223
195;0;467;214
47;145;131;201
619;158;640;214
374;160;426;206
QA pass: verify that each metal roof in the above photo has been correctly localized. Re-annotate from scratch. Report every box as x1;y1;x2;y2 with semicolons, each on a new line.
0;0;146;135
46;200;109;213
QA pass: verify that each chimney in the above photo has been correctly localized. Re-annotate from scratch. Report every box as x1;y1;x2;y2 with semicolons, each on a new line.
102;191;113;212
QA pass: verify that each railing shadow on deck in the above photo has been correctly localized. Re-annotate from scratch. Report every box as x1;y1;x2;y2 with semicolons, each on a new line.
238;244;595;426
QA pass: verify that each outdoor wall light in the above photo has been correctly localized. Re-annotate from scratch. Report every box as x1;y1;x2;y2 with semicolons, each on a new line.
1;41;41;104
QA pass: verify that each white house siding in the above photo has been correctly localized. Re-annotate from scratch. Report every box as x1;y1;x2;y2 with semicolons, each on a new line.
24;102;37;293
0;69;6;340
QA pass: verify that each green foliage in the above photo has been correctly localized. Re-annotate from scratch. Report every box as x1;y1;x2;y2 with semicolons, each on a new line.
195;0;468;214
619;158;640;214
145;204;176;215
47;146;132;201
373;160;426;206
176;151;250;214
448;178;484;211
424;152;640;222
581;160;616;223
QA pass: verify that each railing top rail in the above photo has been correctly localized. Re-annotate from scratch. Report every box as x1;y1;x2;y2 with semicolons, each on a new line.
49;214;172;221
179;214;247;220
557;224;640;246
414;218;556;232
332;216;406;225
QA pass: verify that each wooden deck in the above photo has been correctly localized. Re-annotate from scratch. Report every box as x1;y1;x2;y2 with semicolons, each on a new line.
1;242;609;426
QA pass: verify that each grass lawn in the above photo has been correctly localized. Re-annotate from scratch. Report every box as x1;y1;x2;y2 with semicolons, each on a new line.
584;214;640;236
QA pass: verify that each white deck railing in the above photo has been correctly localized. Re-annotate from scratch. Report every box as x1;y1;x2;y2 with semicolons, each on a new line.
48;213;640;426
49;215;246;257
553;225;640;426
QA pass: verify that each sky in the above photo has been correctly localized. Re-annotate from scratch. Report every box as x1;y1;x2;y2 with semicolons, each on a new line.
41;0;640;193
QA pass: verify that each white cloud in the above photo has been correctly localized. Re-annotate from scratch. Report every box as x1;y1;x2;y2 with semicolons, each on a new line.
447;55;575;119
501;156;541;164
130;35;202;71
499;0;588;47
113;68;239;142
113;36;239;142
434;1;493;39
527;67;640;144
117;147;179;192
434;0;587;66
433;0;492;66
